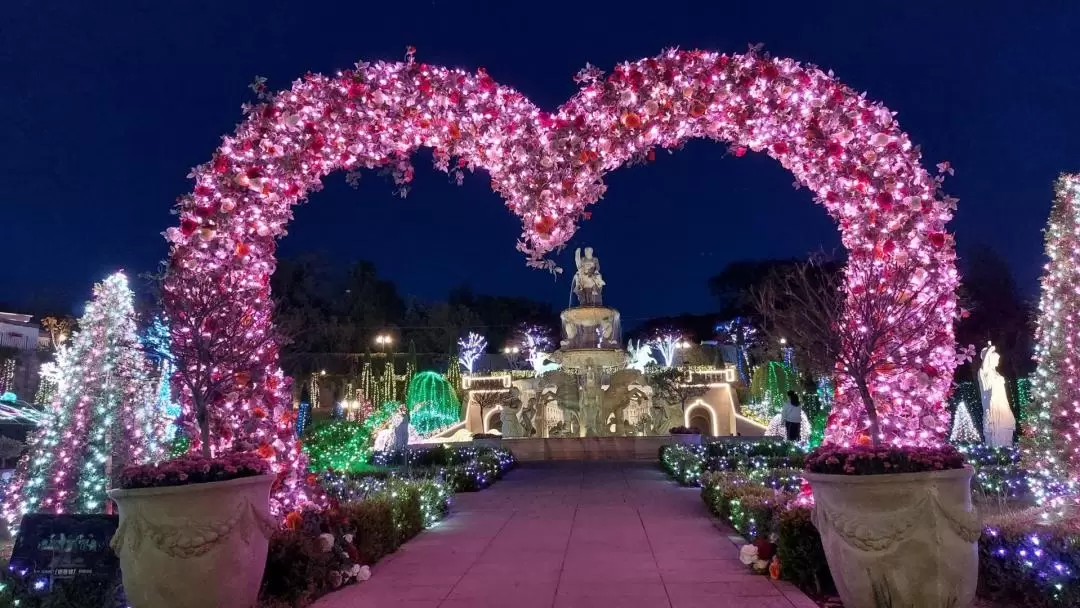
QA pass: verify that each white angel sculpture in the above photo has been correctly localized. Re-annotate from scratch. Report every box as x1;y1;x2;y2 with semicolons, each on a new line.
978;343;1016;448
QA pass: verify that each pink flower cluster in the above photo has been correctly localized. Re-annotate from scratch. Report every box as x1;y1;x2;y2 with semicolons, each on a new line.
118;452;270;490
804;445;965;475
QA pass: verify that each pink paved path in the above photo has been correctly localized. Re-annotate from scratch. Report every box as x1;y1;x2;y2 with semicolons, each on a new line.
312;462;817;608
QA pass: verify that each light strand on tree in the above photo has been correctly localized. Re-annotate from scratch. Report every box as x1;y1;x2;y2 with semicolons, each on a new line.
1025;173;1080;515
457;332;486;373
1;273;165;531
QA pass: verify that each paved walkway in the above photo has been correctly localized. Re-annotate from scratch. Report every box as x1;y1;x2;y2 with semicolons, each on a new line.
313;462;816;608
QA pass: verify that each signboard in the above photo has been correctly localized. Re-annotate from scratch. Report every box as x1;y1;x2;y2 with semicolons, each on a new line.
9;514;120;581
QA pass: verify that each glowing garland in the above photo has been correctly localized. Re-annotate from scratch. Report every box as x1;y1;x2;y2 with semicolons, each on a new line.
162;47;960;498
1026;173;1080;511
0;359;14;395
405;371;461;436
2;273;166;530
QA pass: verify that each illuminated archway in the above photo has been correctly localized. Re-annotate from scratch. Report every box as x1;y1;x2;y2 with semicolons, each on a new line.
685;400;719;437
483;406;503;434
163;48;959;509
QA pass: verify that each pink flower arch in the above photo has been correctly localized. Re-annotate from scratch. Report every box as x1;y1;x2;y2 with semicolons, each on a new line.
163;48;959;510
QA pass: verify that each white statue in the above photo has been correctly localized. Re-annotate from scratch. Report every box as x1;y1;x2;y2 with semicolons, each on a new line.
978;344;1016;448
627;340;656;372
528;351;560;375
572;247;605;306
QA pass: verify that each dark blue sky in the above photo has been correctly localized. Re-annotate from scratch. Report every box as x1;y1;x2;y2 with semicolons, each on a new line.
3;1;1078;322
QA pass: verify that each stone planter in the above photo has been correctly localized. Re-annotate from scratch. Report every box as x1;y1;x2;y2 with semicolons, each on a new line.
472;437;502;449
804;466;981;608
107;474;277;608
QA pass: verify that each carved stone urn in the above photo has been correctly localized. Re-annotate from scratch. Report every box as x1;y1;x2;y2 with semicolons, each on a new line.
803;466;980;608
107;474;277;608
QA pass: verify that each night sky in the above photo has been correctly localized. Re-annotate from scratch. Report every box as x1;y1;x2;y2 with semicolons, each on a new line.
4;1;1079;323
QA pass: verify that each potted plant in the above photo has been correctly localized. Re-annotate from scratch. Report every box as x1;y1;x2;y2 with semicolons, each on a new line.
802;445;980;608
668;426;702;446
108;452;278;608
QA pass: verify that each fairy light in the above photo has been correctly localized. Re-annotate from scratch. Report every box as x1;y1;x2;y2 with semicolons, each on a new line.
162;47;959;499
950;401;981;444
457;333;486;374
1;273;166;533
405;372;461;436
1025;174;1080;514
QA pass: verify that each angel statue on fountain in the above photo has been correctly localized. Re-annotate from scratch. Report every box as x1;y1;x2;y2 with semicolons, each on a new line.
573;247;605;307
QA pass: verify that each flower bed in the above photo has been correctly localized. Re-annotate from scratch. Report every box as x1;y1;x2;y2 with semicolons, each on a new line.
697;468;832;594
662;439;1080;607
0;446;515;608
260;477;448;607
955;443;1031;498
660;439;805;487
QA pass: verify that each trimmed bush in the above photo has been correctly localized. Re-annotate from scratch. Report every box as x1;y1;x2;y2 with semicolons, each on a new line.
776;506;833;595
978;515;1080;608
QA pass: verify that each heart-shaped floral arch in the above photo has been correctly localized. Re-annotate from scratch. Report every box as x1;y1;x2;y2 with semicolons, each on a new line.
162;48;959;511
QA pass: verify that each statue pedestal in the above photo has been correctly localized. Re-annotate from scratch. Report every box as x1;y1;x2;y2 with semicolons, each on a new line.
559;306;622;351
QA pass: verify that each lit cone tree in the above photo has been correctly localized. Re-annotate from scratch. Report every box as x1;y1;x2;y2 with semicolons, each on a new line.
2;272;165;531
1025;174;1080;508
949;401;981;443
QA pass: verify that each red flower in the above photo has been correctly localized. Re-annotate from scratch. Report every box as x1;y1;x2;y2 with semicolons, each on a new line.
772;142;789;155
252;407;267;419
876;192;893;211
928;232;947;248
285;511;303;530
256;443;275;459
534;215;556;235
180;218;198;237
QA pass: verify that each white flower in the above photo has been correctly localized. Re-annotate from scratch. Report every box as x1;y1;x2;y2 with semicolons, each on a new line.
739;544;758;565
329;570;343;588
357;565;372;581
343;534;354;543
317;533;335;553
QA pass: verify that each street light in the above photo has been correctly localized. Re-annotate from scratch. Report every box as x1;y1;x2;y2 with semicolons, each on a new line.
374;334;394;356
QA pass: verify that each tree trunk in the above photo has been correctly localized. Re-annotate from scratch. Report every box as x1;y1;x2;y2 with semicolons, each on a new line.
855;378;881;447
195;395;212;458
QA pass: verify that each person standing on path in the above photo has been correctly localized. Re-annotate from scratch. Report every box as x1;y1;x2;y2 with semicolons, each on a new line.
781;390;802;441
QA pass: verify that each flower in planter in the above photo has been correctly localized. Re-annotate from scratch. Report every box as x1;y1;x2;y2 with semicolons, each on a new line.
804;444;965;475
329;570;343;588
357;565;371;581
117;452;270;490
317;533;335;553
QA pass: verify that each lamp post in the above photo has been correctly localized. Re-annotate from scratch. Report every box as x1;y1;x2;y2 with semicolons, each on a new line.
503;345;521;370
374;333;394;355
